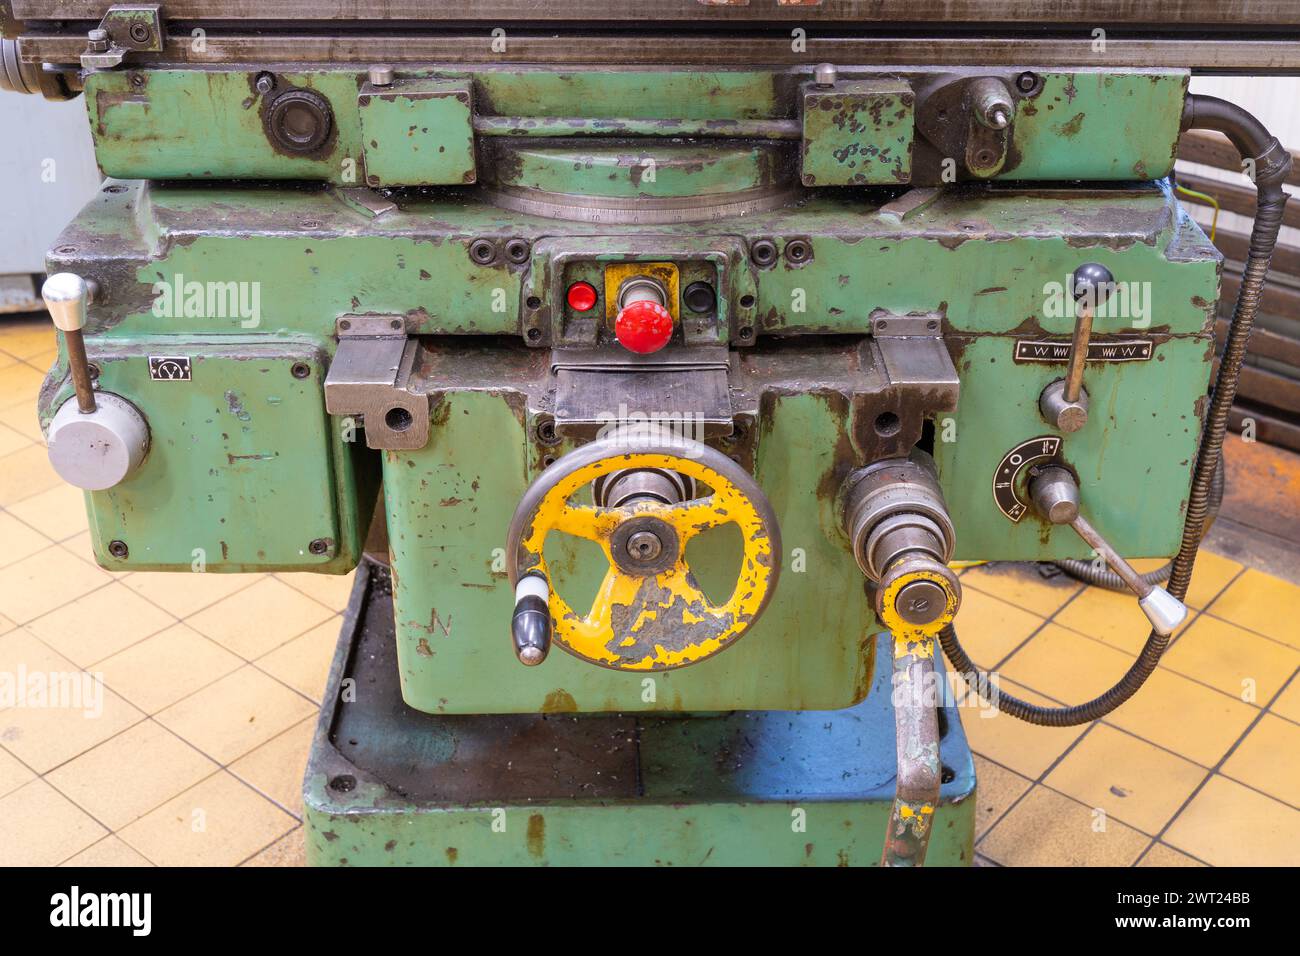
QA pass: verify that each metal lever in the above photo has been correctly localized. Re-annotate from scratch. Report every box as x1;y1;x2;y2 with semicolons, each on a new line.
1039;263;1114;433
1031;467;1187;635
41;273;97;414
40;272;151;493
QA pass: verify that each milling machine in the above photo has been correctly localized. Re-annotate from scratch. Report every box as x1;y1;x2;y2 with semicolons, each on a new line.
3;2;1294;866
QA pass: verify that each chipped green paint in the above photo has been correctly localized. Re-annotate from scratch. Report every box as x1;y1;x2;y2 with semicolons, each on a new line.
492;142;783;199
358;79;476;186
86;70;367;181
84;67;1187;187
303;629;976;866
383;392;876;714
801;80;913;186
1007;71;1188;180
51;341;374;572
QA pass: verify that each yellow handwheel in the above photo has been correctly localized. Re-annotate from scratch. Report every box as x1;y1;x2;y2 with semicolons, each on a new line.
506;427;781;671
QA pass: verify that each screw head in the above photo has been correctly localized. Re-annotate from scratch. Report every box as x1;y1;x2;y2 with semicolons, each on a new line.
814;63;838;87
368;64;394;87
895;579;949;626
308;538;331;556
468;238;496;264
107;539;129;559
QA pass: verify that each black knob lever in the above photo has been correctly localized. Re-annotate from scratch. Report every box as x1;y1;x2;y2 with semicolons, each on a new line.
511;571;552;666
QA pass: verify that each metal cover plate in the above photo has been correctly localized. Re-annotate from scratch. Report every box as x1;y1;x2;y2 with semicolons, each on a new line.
553;367;733;438
358;79;475;186
801;80;914;186
81;343;350;571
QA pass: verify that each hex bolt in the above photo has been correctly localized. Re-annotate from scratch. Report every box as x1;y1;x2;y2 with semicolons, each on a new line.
254;72;276;95
87;28;109;52
468;238;496;264
368;64;394;87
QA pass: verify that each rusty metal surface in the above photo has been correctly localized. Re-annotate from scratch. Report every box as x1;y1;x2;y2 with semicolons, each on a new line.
13;0;1300;24
15;33;1300;72
880;638;942;866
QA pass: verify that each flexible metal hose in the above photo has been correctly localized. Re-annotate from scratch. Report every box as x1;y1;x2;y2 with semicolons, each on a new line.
939;95;1292;726
1052;460;1224;590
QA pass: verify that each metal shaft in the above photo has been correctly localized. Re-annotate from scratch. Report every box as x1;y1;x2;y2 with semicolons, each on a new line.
1062;303;1093;405
64;329;97;414
1068;512;1151;599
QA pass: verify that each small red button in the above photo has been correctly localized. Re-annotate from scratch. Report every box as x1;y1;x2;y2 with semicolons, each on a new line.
615;300;674;354
566;281;598;312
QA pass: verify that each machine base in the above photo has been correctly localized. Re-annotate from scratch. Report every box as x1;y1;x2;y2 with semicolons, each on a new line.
303;561;978;866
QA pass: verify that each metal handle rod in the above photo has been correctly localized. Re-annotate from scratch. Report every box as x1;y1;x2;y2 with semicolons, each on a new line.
41;273;97;414
1062;302;1093;405
1068;511;1150;599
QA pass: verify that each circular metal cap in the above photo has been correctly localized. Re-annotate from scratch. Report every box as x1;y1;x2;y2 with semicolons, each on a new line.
895;579;951;626
267;89;333;153
46;392;150;491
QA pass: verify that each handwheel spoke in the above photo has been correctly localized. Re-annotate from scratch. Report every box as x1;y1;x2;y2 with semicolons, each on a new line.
584;565;643;629
657;563;718;614
551;503;617;542
646;496;733;543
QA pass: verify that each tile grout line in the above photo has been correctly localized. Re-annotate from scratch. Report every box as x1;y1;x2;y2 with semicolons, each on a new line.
1140;663;1300;863
969;562;1289;865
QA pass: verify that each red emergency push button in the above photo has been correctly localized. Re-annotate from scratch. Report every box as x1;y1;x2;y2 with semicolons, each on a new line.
615;300;673;354
567;281;598;312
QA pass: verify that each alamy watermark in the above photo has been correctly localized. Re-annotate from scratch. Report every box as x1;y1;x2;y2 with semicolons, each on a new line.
151;273;261;328
0;665;103;718
1042;275;1153;329
594;403;709;456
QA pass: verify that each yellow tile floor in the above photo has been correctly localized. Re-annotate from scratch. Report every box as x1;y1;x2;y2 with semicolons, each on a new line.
1;314;1298;866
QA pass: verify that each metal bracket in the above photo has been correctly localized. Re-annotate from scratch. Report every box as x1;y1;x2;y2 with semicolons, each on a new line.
323;316;431;450
551;346;735;440
871;311;959;409
81;4;165;70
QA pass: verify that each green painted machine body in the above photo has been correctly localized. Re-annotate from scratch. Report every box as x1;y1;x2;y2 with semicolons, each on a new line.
42;176;1218;711
30;58;1225;865
83;67;1188;188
